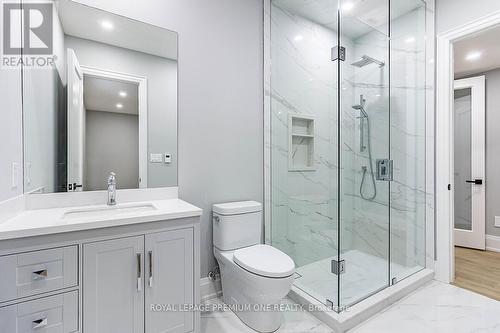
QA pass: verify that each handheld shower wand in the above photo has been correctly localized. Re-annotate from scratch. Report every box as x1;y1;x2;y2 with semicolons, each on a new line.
352;95;377;201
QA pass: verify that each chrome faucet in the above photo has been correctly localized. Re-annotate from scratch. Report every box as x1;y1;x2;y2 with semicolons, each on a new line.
107;172;117;206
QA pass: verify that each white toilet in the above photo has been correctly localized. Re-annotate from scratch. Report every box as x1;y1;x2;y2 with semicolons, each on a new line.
212;201;295;333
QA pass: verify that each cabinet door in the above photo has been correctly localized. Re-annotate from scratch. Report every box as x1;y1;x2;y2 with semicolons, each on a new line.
145;229;194;333
83;236;144;333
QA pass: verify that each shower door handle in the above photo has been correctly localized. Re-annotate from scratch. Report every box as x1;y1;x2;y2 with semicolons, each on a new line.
466;179;483;185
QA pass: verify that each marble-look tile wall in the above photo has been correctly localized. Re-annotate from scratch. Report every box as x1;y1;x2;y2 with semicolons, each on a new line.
344;6;428;280
269;4;355;267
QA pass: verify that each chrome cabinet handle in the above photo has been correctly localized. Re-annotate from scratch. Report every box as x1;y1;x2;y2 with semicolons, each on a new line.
32;269;48;280
148;251;153;288
137;253;142;292
32;318;48;329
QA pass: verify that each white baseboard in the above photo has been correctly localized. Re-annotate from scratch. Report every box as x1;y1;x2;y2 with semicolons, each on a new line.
200;277;222;301
486;234;500;252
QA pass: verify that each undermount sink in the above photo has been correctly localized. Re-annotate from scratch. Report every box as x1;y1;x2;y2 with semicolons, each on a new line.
63;203;157;220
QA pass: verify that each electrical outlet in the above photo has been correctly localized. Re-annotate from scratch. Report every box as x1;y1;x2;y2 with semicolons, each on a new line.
495;216;500;228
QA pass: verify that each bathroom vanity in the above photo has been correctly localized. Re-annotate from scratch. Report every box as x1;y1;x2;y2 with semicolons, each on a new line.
0;0;204;331
0;192;202;333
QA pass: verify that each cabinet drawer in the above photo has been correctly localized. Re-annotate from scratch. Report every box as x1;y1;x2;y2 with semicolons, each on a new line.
0;246;78;303
0;291;78;333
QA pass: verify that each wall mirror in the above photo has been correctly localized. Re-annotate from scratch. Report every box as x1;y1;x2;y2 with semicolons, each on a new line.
23;0;178;194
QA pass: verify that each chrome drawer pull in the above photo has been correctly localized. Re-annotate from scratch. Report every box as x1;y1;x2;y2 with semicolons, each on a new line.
32;318;48;329
148;251;153;288
137;253;142;291
32;269;48;280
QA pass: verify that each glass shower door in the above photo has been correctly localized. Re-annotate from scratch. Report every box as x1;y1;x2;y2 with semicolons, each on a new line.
338;0;391;308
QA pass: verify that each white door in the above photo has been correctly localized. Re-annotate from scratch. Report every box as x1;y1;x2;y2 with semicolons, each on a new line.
453;76;486;250
145;229;194;333
67;48;84;191
83;236;145;333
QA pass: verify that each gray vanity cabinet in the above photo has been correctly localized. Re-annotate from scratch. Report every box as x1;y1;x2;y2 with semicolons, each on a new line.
83;236;145;333
145;229;194;333
82;228;195;333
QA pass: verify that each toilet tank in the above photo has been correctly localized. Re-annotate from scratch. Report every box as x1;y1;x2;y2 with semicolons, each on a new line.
212;201;262;251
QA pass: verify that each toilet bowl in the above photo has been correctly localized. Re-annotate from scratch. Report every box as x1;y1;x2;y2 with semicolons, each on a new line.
212;201;295;332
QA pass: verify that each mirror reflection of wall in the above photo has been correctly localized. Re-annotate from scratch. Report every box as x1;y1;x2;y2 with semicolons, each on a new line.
83;76;139;191
23;0;178;194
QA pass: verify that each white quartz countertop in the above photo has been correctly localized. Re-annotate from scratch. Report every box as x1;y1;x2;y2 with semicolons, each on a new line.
0;198;202;241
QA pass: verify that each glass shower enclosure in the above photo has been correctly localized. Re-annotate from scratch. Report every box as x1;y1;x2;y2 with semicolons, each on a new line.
268;0;427;310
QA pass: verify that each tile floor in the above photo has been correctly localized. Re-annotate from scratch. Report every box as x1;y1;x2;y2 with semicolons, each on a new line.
201;281;500;333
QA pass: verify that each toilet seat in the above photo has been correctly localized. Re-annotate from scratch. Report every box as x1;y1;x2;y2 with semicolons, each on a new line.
233;244;295;278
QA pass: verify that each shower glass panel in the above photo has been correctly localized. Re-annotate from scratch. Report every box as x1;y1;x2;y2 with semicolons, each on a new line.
339;0;390;308
389;0;427;283
269;0;426;312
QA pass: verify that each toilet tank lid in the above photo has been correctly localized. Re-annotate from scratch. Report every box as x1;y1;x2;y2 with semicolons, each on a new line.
213;201;262;215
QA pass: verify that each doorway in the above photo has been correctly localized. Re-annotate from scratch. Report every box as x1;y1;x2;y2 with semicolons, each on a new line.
436;17;500;299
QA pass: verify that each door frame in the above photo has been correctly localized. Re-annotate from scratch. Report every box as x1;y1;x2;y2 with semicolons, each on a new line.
453;76;485;250
435;11;500;283
80;66;148;188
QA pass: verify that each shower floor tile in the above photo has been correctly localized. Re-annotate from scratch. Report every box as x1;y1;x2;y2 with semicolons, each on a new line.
294;250;419;306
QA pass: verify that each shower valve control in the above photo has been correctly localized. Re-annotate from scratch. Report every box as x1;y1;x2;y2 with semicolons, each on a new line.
376;159;393;181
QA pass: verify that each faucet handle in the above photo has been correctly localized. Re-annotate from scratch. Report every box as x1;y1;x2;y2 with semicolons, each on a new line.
107;172;116;184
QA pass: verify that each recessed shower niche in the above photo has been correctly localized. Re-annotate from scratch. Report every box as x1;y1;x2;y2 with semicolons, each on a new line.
288;114;315;171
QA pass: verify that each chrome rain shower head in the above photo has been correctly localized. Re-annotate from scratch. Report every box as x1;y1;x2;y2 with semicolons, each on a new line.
351;55;385;68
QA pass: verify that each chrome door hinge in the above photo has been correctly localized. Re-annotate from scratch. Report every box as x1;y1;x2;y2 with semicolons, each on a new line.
331;45;346;61
331;259;345;275
376;159;393;181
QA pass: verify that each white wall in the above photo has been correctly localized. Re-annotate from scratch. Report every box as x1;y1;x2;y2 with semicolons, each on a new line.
72;0;264;277
436;0;500;34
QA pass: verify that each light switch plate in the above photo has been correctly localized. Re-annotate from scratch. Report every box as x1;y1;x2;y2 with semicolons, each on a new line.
11;162;19;188
495;216;500;228
164;153;172;164
150;153;163;163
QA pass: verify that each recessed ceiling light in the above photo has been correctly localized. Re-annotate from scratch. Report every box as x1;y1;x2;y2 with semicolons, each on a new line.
341;2;355;12
294;35;303;42
119;91;127;97
465;51;482;61
405;36;416;44
116;103;123;109
101;20;114;31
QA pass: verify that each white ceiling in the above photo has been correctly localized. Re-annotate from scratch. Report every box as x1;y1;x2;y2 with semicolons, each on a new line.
272;0;424;39
56;0;177;60
454;25;500;78
83;76;138;115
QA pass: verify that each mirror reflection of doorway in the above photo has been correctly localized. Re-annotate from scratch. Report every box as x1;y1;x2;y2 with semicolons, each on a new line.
65;48;147;191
